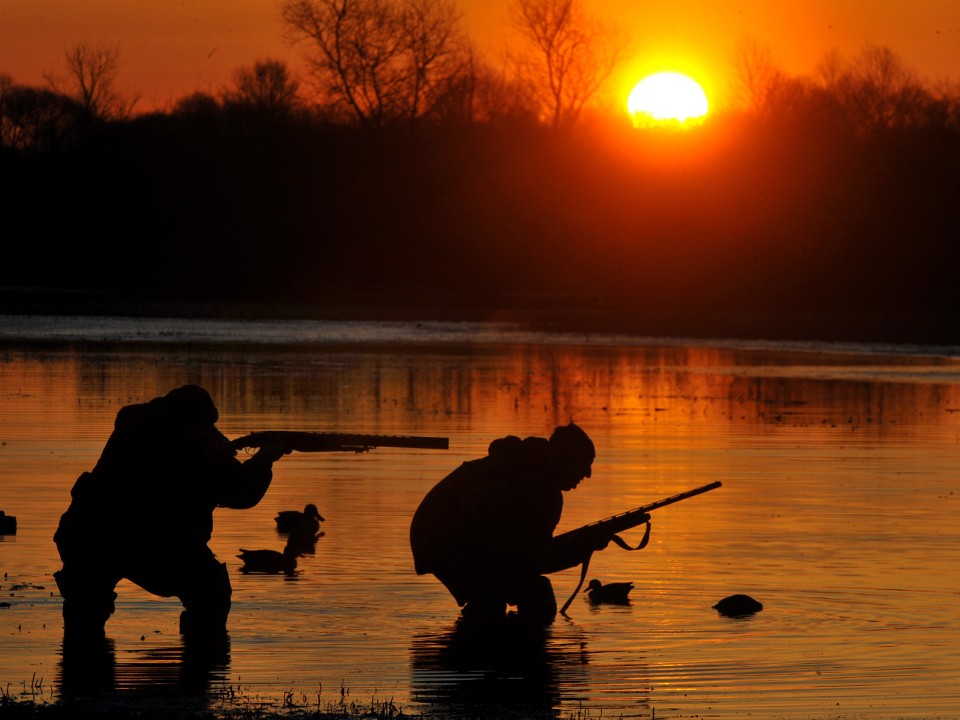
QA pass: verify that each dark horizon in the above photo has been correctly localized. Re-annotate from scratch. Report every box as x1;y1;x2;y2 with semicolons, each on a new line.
3;50;959;348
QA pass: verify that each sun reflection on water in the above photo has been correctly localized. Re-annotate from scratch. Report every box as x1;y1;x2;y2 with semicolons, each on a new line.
1;328;959;718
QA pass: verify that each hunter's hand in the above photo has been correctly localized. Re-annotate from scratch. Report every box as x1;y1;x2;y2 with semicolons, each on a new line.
256;443;293;463
593;534;612;551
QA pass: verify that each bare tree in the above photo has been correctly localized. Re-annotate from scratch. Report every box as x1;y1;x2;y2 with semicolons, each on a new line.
172;91;222;118
815;48;845;90
45;42;135;120
224;58;302;117
281;0;467;126
428;49;538;124
730;37;783;118
851;45;924;130
0;84;85;153
729;36;818;125
927;77;960;130
0;72;12;145
402;0;467;118
819;44;927;133
508;0;628;129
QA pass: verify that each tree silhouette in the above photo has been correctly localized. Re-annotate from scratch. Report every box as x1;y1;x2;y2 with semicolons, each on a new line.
426;49;538;124
223;59;302;119
730;37;783;117
0;82;84;154
508;0;627;129
819;44;929;134
45;42;136;120
172;91;222;118
280;0;467;126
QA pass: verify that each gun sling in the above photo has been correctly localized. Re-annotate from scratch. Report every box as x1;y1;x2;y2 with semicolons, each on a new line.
555;481;721;616
559;521;652;616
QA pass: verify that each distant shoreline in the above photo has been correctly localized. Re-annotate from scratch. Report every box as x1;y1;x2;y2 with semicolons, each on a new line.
1;288;958;349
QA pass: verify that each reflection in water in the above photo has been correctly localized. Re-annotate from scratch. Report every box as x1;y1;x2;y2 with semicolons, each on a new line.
58;631;230;709
6;342;960;456
410;617;595;718
59;634;116;697
3;325;959;719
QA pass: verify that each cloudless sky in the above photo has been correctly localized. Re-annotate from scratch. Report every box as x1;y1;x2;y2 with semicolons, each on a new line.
2;0;958;113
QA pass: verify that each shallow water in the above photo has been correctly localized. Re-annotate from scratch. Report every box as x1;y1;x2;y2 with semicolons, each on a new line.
1;316;958;719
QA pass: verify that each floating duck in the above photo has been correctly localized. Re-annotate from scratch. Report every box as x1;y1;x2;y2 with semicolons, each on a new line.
585;579;634;604
712;594;763;617
0;511;16;535
275;504;324;535
237;543;300;575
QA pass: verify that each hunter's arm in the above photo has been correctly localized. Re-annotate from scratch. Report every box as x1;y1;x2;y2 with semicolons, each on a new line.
542;512;653;574
208;433;291;509
542;528;609;574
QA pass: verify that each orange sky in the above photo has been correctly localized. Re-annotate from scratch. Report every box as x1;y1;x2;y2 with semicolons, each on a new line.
2;0;959;113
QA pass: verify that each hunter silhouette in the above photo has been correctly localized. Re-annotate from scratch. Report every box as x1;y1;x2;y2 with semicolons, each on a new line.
53;384;290;639
410;423;604;625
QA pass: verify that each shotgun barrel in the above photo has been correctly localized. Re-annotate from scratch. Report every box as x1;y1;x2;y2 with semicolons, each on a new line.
233;430;449;453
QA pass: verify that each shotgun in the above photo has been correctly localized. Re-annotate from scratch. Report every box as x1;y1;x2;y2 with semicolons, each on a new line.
553;480;722;559
552;480;722;614
233;430;449;453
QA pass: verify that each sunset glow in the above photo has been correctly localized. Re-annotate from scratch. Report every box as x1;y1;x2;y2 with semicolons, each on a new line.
627;72;709;127
1;2;958;113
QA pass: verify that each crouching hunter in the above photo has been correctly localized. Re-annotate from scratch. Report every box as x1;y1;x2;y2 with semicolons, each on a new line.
53;384;290;639
410;422;609;625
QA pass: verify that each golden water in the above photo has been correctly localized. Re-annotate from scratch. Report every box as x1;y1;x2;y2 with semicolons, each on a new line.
1;323;958;718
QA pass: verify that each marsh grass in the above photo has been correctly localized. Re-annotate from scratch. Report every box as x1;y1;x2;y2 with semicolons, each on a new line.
0;684;613;720
0;660;610;720
0;695;589;720
0;686;410;720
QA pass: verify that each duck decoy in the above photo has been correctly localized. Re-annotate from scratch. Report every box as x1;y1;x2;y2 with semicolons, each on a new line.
237;543;300;575
585;579;634;604
275;504;324;535
712;593;763;617
0;511;16;535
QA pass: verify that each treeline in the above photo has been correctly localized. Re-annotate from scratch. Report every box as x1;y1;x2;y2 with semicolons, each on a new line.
2;28;960;342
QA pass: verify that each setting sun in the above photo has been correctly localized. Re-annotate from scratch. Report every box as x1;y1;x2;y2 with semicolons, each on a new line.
627;72;709;127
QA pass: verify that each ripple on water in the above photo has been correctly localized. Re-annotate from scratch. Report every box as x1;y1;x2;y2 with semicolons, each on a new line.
0;327;958;719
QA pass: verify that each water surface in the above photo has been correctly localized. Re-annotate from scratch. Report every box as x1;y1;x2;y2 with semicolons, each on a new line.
1;316;958;719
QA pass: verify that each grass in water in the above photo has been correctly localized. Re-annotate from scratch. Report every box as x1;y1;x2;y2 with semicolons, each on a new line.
1;678;413;720
0;680;613;720
0;695;603;720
